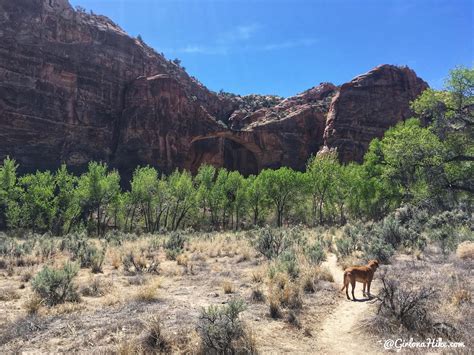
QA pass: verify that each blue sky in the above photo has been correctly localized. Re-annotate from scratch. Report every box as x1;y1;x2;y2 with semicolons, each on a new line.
70;0;473;97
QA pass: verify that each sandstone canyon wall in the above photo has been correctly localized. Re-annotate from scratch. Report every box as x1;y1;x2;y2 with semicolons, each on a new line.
0;0;428;178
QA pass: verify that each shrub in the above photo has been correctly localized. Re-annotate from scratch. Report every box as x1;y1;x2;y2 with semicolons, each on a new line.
31;262;80;306
362;235;394;263
135;284;159;302
223;280;234;294
269;297;282;319
250;288;265;302
254;228;292;259
81;277;110;297
301;274;315;293
164;232;186;260
335;236;357;258
305;242;326;265
287;310;301;328
79;244;106;273
141;316;170;352
376;272;436;332
197;298;248;354
280;282;302;310
122;251;159;275
457;241;474;260
275;250;299;279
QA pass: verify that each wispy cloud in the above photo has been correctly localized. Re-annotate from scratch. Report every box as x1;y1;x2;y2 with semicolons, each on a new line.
217;23;261;43
259;38;318;51
164;23;318;56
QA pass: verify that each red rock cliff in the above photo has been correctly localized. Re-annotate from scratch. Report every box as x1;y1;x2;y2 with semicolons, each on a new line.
0;0;428;177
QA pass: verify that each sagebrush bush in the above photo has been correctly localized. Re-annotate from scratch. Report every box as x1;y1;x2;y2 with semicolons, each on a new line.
164;232;186;260
31;262;80;306
362;234;394;263
197;298;248;354
275;250;299;279
122;251;159;275
80;244;106;273
305;242;326;265
254;227;293;259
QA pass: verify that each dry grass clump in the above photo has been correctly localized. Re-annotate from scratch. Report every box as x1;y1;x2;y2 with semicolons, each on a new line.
122;250;159;275
280;282;302;309
301;273;316;293
456;241;474;260
176;253;189;267
251;269;265;283
286;310;301;328
108;249;122;270
20;267;34;282
23;295;43;315
337;255;364;271
0;287;20;301
314;266;334;282
135;279;161;302
140;316;171;353
222;280;234;294
269;296;282;319
80;276;112;297
451;288;471;307
250;288;265;303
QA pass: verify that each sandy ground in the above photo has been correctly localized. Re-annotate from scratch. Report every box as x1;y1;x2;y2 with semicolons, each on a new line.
317;253;381;354
0;240;344;353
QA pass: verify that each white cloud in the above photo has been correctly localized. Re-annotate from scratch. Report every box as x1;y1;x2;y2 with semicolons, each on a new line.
217;23;261;43
260;38;318;51
162;23;318;55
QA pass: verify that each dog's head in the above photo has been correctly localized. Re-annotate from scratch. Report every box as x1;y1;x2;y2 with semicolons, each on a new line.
368;259;379;270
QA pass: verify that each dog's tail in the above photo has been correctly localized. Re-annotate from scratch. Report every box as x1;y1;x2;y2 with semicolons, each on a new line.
341;271;350;291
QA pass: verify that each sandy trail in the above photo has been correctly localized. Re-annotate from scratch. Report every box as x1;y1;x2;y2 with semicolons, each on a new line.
316;254;380;354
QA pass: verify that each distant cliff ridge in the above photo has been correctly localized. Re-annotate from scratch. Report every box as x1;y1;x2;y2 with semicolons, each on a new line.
0;0;428;177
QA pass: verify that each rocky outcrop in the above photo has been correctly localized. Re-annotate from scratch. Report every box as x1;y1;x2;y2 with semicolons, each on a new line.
322;65;428;162
0;0;428;177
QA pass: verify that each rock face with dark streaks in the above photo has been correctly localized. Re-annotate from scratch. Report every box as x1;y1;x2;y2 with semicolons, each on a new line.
0;0;428;177
322;65;429;162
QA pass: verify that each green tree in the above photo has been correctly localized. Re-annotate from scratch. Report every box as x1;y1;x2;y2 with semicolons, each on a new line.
306;150;339;225
167;170;195;231
19;171;56;233
52;165;79;235
195;164;216;228
411;66;473;197
259;167;304;227
130;166;159;233
76;162;121;236
0;157;21;230
371;119;446;202
246;174;267;226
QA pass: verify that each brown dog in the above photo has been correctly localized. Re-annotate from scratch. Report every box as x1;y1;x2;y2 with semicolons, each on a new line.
341;260;379;301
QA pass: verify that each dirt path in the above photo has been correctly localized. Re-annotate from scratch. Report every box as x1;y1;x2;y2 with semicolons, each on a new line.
317;254;380;354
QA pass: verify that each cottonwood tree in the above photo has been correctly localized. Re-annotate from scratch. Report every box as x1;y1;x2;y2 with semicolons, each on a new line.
52;165;79;235
167;170;196;231
306;151;339;225
246;174;267;226
259;167;304;227
0;157;21;230
76;162;121;236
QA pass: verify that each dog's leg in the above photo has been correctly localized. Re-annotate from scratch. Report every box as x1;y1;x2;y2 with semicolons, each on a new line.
363;282;366;296
351;279;356;301
367;277;372;298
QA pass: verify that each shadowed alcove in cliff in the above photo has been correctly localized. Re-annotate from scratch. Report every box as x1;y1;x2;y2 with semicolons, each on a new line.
186;136;259;176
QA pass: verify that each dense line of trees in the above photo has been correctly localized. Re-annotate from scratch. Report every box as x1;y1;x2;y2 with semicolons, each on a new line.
0;67;472;236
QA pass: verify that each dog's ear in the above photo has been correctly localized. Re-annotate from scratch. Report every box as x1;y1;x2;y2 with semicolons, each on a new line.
373;260;379;266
